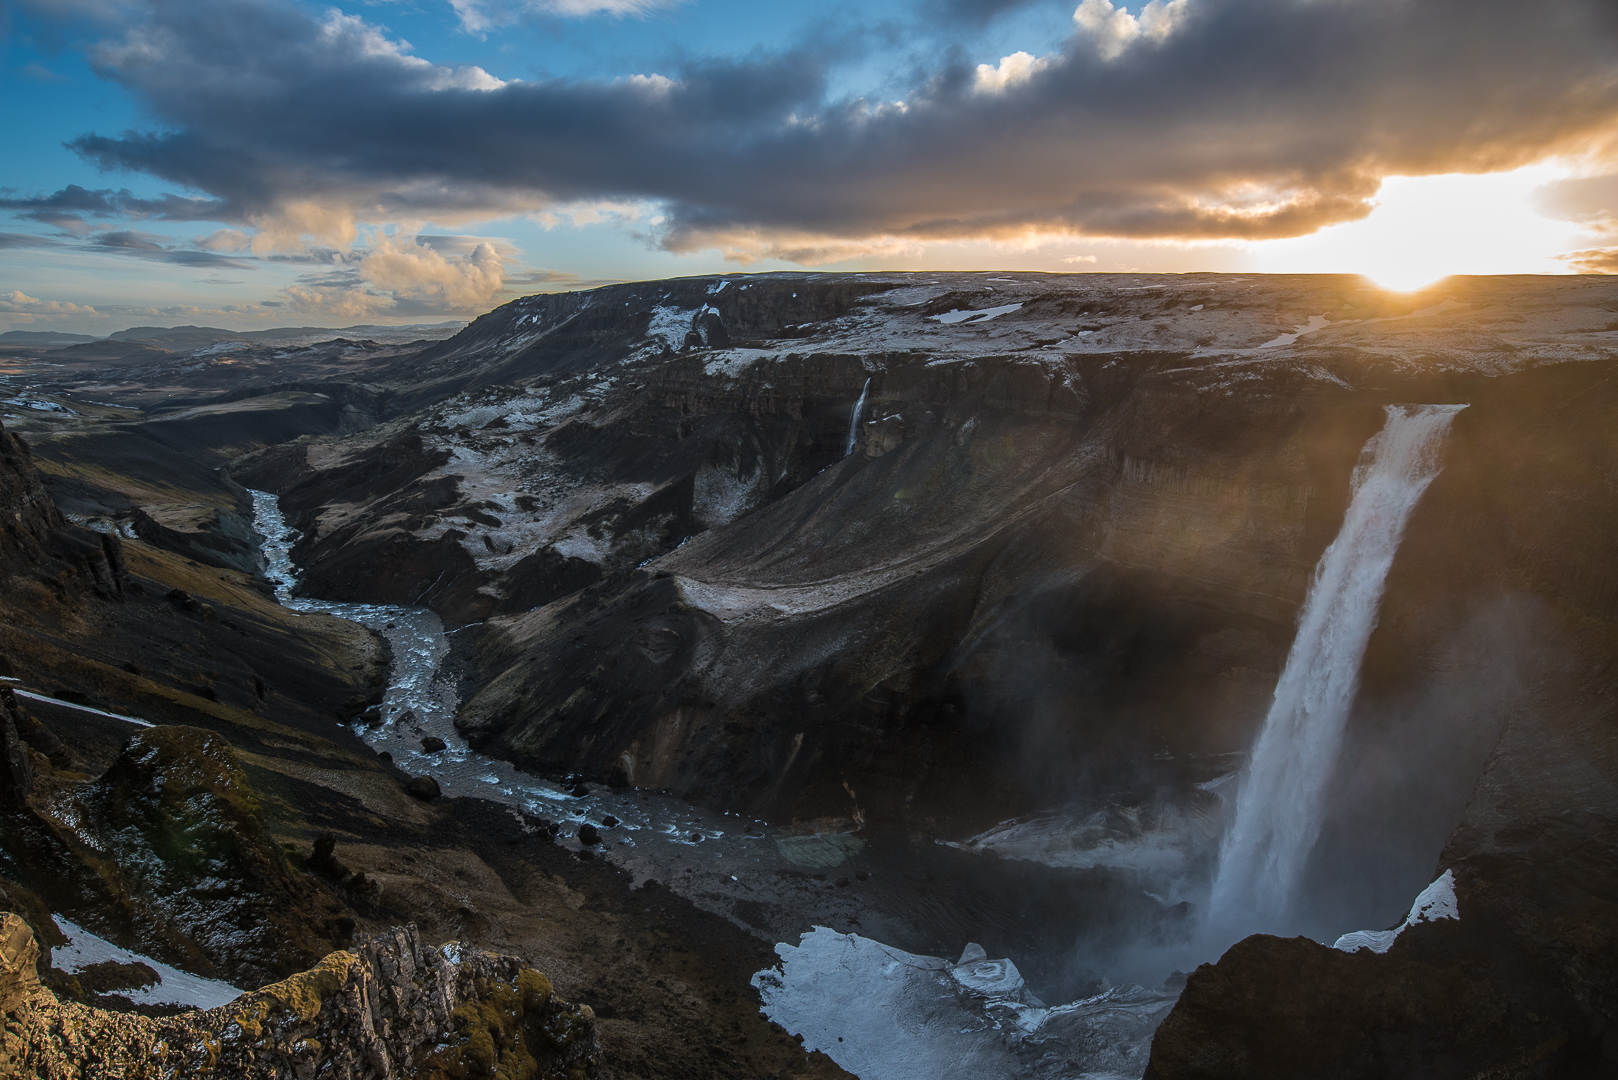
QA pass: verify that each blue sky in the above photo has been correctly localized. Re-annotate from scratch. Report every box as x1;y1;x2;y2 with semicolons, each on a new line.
2;0;1616;333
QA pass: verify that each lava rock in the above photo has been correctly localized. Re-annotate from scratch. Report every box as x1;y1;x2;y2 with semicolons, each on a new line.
578;823;601;845
421;735;447;752
601;815;619;828
404;775;441;801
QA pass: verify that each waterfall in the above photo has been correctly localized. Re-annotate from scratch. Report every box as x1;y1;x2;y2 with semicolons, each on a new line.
1206;403;1465;933
845;377;871;457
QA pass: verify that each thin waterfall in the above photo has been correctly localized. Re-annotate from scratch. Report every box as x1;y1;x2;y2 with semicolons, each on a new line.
845;377;871;457
1206;403;1465;934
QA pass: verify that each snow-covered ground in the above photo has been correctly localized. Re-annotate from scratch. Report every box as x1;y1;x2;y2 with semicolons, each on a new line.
50;916;243;1010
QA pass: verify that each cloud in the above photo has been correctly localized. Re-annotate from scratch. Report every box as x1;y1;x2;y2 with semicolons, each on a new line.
89;229;257;268
267;232;519;320
448;0;681;33
1559;248;1618;273
20;62;69;83
0;233;61;249
41;0;1618;261
0;290;97;317
973;51;1052;94
1073;0;1190;61
359;233;506;311
928;0;1046;28
0;184;229;231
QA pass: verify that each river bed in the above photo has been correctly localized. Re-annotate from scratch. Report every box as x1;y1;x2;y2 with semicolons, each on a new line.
249;489;1187;1079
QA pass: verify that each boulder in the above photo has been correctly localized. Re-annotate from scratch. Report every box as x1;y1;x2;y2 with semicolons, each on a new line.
405;775;441;801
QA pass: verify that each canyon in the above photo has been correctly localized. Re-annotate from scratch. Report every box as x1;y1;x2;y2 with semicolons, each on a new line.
1;271;1615;1078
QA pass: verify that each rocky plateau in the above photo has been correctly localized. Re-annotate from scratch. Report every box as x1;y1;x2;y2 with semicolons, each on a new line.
1;270;1615;1078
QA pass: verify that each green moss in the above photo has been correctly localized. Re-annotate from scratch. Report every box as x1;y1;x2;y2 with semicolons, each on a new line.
417;970;575;1080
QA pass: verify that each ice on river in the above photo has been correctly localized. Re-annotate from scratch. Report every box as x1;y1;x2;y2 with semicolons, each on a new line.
755;927;1179;1080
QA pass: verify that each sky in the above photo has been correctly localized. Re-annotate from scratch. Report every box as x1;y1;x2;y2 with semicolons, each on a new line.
2;0;1617;334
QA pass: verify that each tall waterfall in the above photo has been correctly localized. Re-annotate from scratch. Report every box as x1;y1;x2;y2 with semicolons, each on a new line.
1206;403;1465;933
845;377;871;457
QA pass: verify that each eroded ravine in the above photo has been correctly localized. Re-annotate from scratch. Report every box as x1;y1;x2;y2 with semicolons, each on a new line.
249;488;1193;1079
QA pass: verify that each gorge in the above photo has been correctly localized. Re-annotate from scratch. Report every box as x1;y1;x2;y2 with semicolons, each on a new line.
0;271;1615;1078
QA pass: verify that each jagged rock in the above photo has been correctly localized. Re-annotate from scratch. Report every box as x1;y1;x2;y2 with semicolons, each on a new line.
0;914;39;1015
1;725;344;989
0;417;125;599
0;917;600;1080
0;692;34;812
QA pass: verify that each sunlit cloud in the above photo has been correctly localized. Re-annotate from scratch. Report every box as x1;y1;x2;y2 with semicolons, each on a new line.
973;51;1052;94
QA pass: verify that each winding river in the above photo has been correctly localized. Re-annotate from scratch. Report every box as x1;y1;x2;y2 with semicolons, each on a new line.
249;489;1190;1080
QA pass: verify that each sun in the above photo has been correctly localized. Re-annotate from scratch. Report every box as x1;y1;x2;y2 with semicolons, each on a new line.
1250;164;1579;291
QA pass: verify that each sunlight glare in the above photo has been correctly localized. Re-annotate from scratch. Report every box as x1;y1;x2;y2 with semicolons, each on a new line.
1250;165;1577;291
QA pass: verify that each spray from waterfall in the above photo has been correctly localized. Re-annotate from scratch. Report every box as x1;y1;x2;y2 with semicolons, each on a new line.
845;377;871;457
1206;403;1465;937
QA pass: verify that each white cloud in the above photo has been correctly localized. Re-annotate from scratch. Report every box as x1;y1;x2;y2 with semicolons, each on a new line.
194;228;252;252
1061;254;1099;263
0;291;98;316
449;0;680;34
625;73;676;96
973;51;1052;94
317;11;506;90
1073;0;1192;61
359;234;507;312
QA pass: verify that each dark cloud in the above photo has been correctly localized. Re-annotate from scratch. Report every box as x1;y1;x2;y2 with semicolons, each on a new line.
0;183;229;222
89;228;257;267
50;0;1618;253
927;0;1048;27
0;233;61;249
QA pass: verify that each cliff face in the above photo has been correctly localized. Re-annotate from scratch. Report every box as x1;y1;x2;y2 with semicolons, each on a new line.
218;271;1618;1076
0;913;600;1080
0;418;125;600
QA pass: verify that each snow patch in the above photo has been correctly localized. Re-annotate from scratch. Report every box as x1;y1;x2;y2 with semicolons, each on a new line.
929;303;1024;325
1258;314;1330;349
51;916;243;1010
644;305;696;350
1333;869;1459;954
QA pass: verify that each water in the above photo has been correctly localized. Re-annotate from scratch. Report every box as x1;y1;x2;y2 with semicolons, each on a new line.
845;376;871;456
1206;404;1465;935
248;488;1189;1078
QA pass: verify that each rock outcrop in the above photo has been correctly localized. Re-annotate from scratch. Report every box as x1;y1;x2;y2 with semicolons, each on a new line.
2;718;352;989
0;417;125;599
0;913;600;1080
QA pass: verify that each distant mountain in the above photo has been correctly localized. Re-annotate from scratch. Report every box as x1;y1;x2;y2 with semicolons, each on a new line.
0;331;97;347
108;322;465;349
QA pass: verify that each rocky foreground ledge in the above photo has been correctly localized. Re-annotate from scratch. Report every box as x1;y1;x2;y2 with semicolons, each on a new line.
0;913;600;1080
